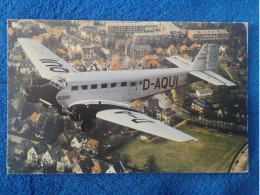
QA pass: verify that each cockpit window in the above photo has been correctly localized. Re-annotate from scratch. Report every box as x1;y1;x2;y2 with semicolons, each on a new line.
50;77;67;90
71;86;78;91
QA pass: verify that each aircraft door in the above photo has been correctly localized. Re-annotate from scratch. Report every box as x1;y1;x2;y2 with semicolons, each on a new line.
128;81;138;97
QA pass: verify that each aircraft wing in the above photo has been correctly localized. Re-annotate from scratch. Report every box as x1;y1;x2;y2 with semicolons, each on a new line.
189;70;236;86
18;38;79;80
96;109;197;142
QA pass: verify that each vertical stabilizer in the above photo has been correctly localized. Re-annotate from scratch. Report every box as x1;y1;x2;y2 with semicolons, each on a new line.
190;44;219;72
190;44;208;70
206;44;219;73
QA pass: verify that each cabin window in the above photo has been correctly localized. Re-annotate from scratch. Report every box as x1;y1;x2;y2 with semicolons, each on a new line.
81;85;88;90
131;82;136;87
91;84;98;89
121;82;127;87
71;86;78;91
111;83;117;88
139;81;142;85
101;83;107;88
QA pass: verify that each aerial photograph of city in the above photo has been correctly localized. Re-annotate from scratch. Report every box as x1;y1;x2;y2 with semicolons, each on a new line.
7;20;248;174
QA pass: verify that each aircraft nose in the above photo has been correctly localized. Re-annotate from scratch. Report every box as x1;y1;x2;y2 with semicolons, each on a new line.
25;86;39;103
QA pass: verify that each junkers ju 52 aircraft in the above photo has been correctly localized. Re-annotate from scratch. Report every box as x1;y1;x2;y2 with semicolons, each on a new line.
18;38;235;143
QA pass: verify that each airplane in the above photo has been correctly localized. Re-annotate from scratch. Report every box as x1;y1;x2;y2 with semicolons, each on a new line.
17;38;235;143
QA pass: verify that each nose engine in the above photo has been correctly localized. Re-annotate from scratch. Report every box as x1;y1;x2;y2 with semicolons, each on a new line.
24;78;60;108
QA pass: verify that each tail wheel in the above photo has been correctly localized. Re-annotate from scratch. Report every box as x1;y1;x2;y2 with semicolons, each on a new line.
81;120;93;132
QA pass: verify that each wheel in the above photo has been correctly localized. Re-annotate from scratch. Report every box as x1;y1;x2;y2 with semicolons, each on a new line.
81;120;93;132
69;106;82;121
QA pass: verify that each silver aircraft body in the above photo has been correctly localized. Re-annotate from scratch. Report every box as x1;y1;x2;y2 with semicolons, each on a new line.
18;38;235;143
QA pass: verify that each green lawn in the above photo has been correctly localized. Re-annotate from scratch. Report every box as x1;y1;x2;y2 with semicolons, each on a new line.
106;125;247;173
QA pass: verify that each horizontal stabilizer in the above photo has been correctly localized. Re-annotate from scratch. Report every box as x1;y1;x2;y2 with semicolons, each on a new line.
189;70;236;86
96;109;197;142
166;56;191;69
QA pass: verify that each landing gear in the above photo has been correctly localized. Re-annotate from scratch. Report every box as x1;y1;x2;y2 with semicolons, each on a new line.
81;119;93;132
69;105;85;121
57;107;68;116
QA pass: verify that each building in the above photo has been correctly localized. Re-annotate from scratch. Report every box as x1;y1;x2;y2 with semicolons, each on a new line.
58;129;74;144
28;112;41;127
129;44;152;60
191;43;201;50
106;161;128;173
27;142;49;164
196;88;213;98
72;60;85;72
71;134;88;148
147;99;159;111
63;150;80;167
105;22;158;35
142;55;160;68
84;139;99;154
81;47;96;60
13;139;33;160
187;29;229;42
41;144;65;166
17;60;35;74
115;39;129;52
91;162;109;173
81;26;98;38
72;158;94;174
160;108;172;124
94;58;109;71
191;99;212;114
166;44;177;56
159;22;180;39
179;45;190;53
10;47;24;62
51;28;64;38
132;32;172;47
110;59;125;70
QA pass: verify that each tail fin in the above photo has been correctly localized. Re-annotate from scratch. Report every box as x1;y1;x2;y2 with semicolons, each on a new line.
190;44;219;72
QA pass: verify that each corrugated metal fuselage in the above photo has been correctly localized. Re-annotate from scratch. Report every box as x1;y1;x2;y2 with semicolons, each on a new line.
56;68;189;108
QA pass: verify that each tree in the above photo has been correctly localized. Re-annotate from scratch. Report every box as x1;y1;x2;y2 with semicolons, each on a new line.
21;102;36;120
121;154;131;166
144;155;160;172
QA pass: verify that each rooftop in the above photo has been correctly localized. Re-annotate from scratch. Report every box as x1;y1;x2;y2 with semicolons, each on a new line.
188;29;229;34
160;22;180;31
106;22;157;27
133;32;171;36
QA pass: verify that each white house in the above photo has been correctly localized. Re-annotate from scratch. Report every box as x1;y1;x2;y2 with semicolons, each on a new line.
71;134;88;148
27;142;49;164
106;161;128;173
41;144;65;167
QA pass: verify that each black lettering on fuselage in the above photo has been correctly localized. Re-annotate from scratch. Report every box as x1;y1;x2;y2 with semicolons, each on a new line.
155;78;161;89
161;77;168;89
40;59;69;73
114;111;155;124
142;76;179;91
143;79;150;90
